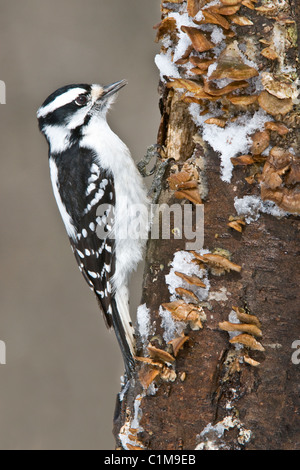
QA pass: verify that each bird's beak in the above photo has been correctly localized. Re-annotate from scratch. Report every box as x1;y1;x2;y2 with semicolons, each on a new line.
101;79;128;99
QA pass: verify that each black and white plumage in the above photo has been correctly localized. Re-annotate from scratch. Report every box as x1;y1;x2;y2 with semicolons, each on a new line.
37;81;149;377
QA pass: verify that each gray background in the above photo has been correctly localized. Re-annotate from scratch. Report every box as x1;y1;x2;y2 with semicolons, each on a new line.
0;0;160;449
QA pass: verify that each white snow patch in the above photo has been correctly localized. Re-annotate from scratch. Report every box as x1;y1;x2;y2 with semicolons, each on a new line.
234;195;288;223
171;12;194;63
195;415;252;450
210;26;225;45
155;51;181;81
119;393;145;450
208;286;230;303
207;62;217;78
189;104;270;182
131;394;144;430
194;10;205;22
159;305;186;343
165;250;210;302
203;0;222;9
147;382;158;396
137;304;153;349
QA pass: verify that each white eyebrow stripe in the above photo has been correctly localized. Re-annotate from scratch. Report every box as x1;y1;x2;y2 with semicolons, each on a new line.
37;88;87;118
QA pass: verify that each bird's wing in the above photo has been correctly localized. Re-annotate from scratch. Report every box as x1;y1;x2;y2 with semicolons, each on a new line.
69;160;116;329
58;150;135;376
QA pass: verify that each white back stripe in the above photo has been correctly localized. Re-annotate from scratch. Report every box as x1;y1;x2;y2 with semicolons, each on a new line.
49;158;77;241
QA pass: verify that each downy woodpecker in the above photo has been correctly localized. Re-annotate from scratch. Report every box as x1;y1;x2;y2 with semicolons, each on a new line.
37;81;149;377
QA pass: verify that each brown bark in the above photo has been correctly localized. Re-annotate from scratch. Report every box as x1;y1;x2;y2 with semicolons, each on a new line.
113;0;300;450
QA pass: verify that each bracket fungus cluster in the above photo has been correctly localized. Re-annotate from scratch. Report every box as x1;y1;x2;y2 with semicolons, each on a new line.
192;250;242;275
135;254;208;392
167;164;203;204
260;146;300;213
155;0;300;213
135;248;242;390
219;306;264;367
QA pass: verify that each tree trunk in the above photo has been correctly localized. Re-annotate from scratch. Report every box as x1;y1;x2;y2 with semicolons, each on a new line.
113;0;300;450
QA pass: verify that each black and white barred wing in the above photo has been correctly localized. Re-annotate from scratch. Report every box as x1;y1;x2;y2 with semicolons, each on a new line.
70;162;116;328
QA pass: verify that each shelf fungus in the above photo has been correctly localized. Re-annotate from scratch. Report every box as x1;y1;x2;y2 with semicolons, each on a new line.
148;344;175;364
227;216;246;232
168;333;190;357
220;306;264;364
261;72;298;101
167;167;202;204
187;0;207;17
175;286;200;303
166;78;218;100
138;366;161;390
174;188;202;204
231;155;254;166
250;130;270;155
190;67;207;76
204;117;227;128
219;0;243;5
260;147;300;214
189;57;215;71
155;16;177;43
211;4;241;15
175;271;206;288
136;345;177;389
230;333;265;351
227;95;258;106
244;355;260;367
167;170;198;190
260;47;278;61
230;15;254;26
191;251;242;275
194;10;230;29
203;80;249;96
208;42;259;81
219;321;262;337
241;0;256;9
232;306;261;327
162;299;205;330
258;91;293;117
255;3;278;15
264;121;290;136
181;26;215;53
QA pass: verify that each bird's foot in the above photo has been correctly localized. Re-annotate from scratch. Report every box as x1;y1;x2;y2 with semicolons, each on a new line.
138;144;173;203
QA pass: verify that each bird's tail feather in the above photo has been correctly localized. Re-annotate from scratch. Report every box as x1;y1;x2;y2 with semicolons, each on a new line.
111;286;135;378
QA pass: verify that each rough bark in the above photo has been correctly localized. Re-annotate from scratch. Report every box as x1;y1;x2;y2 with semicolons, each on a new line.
113;0;300;450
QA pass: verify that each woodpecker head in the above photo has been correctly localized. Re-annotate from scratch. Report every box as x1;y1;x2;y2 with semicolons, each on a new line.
37;80;127;153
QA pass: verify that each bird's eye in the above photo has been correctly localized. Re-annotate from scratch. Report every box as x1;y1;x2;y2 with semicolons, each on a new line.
75;94;88;106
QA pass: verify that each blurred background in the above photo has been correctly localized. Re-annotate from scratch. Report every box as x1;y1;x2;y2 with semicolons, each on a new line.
0;0;160;449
